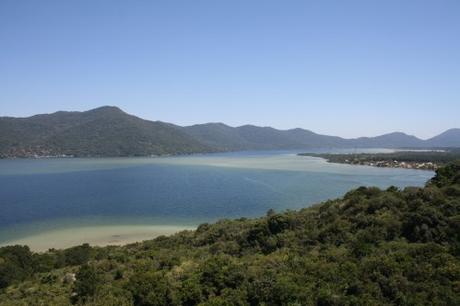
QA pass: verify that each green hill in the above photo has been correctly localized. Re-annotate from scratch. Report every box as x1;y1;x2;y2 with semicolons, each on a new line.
0;162;459;305
0;106;212;158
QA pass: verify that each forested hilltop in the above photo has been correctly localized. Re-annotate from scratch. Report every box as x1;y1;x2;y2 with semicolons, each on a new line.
0;106;212;158
0;162;459;305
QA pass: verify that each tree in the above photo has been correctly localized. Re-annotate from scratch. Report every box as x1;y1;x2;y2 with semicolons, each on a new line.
64;243;92;266
72;264;100;303
126;271;172;306
0;245;33;288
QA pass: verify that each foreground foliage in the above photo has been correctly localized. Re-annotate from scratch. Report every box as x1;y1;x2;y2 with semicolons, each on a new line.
1;162;459;305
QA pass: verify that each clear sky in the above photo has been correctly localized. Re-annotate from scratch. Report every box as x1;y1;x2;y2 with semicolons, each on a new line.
1;0;459;139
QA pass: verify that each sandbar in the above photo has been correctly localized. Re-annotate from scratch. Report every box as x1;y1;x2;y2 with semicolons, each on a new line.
0;224;194;252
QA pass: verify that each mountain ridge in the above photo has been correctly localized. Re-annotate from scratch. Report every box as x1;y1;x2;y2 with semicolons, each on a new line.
0;106;212;158
1;106;459;158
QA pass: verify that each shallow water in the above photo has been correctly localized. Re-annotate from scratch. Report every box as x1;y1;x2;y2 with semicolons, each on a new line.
0;150;433;249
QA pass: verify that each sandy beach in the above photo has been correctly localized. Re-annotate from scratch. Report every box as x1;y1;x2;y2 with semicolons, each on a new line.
0;225;194;252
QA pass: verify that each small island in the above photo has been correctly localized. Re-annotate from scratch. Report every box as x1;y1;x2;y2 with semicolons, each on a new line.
299;149;460;171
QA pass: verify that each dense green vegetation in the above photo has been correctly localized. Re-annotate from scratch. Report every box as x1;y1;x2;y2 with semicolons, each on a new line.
1;106;459;158
0;106;212;158
0;162;459;305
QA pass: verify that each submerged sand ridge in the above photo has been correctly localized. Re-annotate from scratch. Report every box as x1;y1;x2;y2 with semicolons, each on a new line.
0;225;193;252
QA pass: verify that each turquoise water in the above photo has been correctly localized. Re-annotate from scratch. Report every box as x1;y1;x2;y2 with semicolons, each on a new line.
0;151;433;244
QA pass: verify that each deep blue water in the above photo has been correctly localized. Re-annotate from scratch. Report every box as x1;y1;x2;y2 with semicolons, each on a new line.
0;152;433;242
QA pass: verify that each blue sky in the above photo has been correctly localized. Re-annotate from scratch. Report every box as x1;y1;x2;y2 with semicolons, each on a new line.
1;1;459;139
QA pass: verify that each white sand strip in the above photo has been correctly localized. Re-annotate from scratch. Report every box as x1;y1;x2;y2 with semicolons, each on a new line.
0;225;194;252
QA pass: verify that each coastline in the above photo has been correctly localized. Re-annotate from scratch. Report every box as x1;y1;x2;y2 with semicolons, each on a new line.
0;224;194;252
297;151;460;171
316;158;437;171
0;151;435;252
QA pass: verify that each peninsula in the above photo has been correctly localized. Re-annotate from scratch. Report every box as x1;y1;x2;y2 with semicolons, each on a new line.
299;150;460;170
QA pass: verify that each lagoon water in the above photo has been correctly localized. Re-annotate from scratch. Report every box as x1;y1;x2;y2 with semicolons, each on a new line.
0;151;433;250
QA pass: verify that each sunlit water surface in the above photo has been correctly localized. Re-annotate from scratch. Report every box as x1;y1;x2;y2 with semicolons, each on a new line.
0;150;433;249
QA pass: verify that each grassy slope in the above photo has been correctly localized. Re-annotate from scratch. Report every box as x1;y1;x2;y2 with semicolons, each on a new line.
0;163;459;305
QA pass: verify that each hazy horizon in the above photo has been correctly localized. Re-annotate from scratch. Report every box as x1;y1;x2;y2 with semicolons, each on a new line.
1;104;458;141
1;1;459;138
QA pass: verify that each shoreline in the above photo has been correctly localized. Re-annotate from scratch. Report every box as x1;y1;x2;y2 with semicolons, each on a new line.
297;151;460;171
0;224;195;252
320;158;437;171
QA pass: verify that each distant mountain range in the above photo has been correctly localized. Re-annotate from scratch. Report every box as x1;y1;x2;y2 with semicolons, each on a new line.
0;106;459;158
